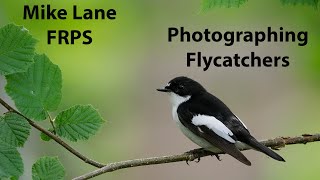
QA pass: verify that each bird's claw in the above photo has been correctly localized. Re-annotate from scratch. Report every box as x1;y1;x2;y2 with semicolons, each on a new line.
185;149;203;165
186;156;201;165
212;154;221;161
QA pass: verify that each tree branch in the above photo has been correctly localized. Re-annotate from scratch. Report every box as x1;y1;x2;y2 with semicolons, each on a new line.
73;133;320;180
0;98;105;168
2;98;320;180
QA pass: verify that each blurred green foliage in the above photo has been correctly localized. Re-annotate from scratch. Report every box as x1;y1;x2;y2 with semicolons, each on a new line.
201;0;319;11
280;0;319;8
201;0;248;10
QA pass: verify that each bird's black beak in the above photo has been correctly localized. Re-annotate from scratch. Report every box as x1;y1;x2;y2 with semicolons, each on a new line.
157;87;171;92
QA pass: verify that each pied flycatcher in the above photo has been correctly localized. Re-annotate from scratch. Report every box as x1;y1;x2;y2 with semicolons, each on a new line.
157;76;285;166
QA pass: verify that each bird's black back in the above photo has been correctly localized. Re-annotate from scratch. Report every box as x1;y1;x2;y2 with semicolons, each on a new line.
181;91;250;137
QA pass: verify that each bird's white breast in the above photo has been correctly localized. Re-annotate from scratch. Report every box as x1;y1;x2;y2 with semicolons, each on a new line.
169;93;190;114
169;93;215;149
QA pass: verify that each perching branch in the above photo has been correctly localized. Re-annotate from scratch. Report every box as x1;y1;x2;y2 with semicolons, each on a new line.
0;98;105;168
2;98;320;180
73;134;320;180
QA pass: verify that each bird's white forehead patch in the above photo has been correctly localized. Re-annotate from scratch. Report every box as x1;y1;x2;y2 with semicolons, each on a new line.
166;82;171;87
192;115;235;143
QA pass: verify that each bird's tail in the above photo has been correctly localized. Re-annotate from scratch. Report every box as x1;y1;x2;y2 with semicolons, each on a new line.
244;136;285;162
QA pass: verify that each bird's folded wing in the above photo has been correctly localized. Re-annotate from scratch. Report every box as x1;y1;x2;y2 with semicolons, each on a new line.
191;115;236;143
198;125;251;166
177;106;251;165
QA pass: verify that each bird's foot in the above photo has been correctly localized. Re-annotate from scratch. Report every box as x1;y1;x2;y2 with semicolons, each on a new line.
185;148;207;165
186;157;201;165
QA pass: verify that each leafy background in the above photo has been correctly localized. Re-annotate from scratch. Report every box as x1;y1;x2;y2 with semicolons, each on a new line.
0;0;320;179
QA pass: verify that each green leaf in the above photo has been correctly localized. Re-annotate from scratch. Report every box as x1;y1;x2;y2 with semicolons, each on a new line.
5;54;62;121
280;0;319;8
32;157;65;180
201;0;248;11
0;113;31;147
0;24;37;75
0;143;23;178
40;129;53;142
55;105;104;142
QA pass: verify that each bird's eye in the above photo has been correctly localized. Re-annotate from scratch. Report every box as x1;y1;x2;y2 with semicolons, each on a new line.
178;85;184;90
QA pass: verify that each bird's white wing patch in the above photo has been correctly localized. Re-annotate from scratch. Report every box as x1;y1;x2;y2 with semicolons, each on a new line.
192;115;236;143
235;115;248;129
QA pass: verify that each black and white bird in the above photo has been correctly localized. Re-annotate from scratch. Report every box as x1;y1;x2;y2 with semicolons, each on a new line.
157;76;285;166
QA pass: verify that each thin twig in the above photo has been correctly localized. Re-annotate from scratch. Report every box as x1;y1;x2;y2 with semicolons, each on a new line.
0;98;105;168
73;134;320;180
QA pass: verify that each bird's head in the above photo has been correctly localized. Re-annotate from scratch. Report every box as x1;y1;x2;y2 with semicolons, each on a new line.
157;76;206;97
